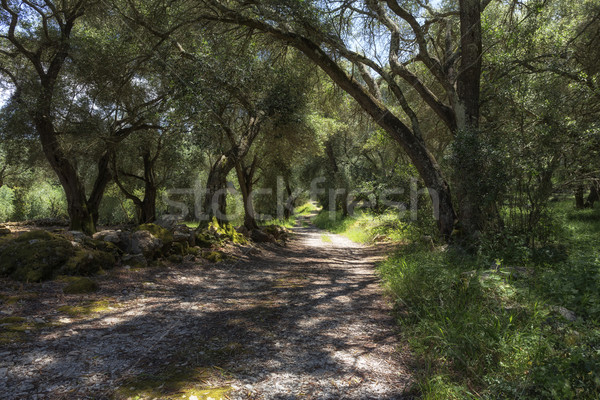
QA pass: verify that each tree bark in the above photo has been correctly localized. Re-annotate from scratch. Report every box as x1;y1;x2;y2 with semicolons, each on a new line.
284;180;294;219
586;182;599;208
37;112;98;235
203;154;235;223
575;185;585;209
235;158;259;230
325;140;348;216
113;150;159;225
453;0;484;237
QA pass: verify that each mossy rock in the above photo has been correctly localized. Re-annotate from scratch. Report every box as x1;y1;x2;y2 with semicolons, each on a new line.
82;237;123;257
0;230;76;282
170;241;189;256
262;225;287;240
206;217;248;244
202;251;224;263
62;249;116;276
137;223;173;244
62;277;99;294
195;232;218;248
167;254;183;263
187;246;200;256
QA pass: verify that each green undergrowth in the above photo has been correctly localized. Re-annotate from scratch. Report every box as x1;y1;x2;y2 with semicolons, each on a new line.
378;201;600;399
295;201;320;215
313;210;418;243
260;216;297;229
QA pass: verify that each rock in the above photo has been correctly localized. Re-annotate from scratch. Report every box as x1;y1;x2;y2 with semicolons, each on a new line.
173;225;193;246
122;253;148;268
202;251;224;263
551;306;577;322
67;231;88;242
130;230;162;258
251;229;276;243
236;226;249;236
92;230;130;252
0;230;76;282
156;214;182;229
262;225;286;240
62;249;116;275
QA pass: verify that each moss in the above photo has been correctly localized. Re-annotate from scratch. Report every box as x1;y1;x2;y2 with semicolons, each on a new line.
83;237;123;257
170;241;189;256
62;277;99;294
0;230;76;282
62;249;116;276
209;217;248;244
187;246;200;256
0;292;38;304
115;366;232;400
195;232;219;248
137;223;173;244
58;300;113;317
202;251;224;263
0;331;24;344
0;316;26;324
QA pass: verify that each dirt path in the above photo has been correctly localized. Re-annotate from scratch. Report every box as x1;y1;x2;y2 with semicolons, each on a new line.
1;216;413;399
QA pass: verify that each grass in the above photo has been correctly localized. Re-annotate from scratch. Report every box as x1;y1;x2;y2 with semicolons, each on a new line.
377;200;600;399
260;216;297;229
313;209;416;243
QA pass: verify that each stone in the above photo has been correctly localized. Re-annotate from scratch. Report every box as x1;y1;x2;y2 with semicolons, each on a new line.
129;231;162;258
551;306;577;322
122;253;148;268
68;231;88;242
251;229;275;243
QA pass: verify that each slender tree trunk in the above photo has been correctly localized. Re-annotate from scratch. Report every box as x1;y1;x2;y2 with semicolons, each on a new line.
140;152;158;223
575;185;585;209
586;182;599;208
235;160;258;230
284;180;293;219
325;140;349;217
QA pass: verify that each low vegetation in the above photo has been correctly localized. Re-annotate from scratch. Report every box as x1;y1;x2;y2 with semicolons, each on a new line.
370;201;599;399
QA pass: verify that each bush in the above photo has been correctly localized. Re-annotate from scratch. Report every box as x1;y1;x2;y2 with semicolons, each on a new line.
0;186;15;222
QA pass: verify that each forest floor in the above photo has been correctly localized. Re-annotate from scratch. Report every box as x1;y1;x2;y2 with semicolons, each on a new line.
0;213;413;399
